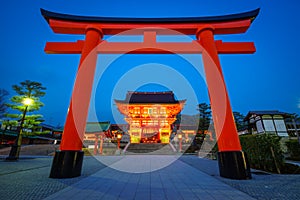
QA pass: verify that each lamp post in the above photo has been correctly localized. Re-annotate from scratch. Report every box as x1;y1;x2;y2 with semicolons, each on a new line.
117;133;122;150
99;135;104;155
178;133;182;152
6;97;33;161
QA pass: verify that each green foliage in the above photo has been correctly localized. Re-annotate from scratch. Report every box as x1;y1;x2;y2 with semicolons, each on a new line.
240;134;284;173
233;111;246;131
281;163;300;174
285;113;300;137
5;80;47;135
285;139;300;161
82;148;92;156
0;89;9;118
197;103;211;134
12;80;46;97
6;80;45;113
185;134;205;153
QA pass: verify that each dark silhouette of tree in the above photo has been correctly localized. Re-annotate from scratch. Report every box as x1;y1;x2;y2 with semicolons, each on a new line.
0;89;9;118
197;103;211;134
233;111;246;131
287;113;300;144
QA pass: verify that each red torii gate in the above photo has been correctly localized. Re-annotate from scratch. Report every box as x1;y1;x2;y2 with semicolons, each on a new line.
41;8;259;179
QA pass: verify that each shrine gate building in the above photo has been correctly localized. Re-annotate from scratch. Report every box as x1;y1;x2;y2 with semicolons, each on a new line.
115;91;185;144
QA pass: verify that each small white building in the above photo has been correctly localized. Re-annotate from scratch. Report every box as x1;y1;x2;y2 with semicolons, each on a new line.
244;110;289;137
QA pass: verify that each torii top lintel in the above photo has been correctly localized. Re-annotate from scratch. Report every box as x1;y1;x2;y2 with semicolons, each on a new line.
41;8;259;35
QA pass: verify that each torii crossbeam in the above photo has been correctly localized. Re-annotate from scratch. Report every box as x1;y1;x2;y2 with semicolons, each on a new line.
41;8;259;180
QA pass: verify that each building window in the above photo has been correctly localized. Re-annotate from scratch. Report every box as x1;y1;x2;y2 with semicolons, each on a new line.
134;107;140;114
143;107;148;114
153;108;157;114
161;120;168;126
148;120;153;126
133;120;140;126
160;108;166;114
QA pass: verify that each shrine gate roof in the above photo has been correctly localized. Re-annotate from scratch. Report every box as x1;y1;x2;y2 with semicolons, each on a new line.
115;91;185;104
85;122;111;133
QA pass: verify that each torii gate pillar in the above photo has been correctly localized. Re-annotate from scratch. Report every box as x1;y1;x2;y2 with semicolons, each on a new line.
41;8;259;179
197;27;251;179
49;27;103;178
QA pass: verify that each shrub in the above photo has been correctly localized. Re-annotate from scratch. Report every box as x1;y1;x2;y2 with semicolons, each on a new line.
281;162;300;174
239;134;284;173
285;139;300;161
82;148;92;156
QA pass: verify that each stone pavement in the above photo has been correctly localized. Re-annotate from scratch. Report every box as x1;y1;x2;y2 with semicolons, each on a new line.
44;155;254;200
1;155;300;200
0;156;106;200
180;156;300;200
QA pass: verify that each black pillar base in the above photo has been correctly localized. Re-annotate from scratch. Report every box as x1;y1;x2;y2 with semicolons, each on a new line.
217;151;252;180
49;150;84;179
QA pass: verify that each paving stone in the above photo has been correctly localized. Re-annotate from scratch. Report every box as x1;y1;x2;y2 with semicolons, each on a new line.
1;155;300;199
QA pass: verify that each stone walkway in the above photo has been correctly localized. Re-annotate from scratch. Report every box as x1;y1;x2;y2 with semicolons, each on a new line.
1;155;300;199
0;156;106;200
44;155;254;200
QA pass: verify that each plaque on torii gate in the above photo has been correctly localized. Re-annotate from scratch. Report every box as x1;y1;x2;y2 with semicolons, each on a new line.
41;8;259;179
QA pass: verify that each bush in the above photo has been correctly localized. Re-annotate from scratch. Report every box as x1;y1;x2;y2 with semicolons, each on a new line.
285;139;300;160
240;134;284;173
82;148;92;156
281;162;300;174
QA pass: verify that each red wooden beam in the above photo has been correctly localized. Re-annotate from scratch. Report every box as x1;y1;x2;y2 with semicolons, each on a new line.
44;40;255;54
215;40;256;54
45;40;84;54
48;19;252;35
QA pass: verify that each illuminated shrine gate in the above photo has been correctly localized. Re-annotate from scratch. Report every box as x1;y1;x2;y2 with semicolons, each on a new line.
115;91;186;144
41;8;259;180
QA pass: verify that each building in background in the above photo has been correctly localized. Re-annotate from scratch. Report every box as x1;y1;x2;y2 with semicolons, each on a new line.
115;91;186;143
0;122;62;145
243;110;289;137
83;122;111;144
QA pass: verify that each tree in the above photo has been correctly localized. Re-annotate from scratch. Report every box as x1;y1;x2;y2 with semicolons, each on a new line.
0;89;9;118
288;113;300;144
197;103;211;134
233;111;246;131
5;80;46;160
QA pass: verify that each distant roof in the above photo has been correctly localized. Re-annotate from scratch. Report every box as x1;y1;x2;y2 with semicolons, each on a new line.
85;122;110;133
41;8;260;24
115;91;185;104
244;110;290;120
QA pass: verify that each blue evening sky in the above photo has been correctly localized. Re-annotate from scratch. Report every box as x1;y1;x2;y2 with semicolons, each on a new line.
0;0;300;126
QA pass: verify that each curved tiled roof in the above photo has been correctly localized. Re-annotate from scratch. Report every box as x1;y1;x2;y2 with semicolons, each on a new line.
244;110;290;121
41;8;260;24
115;91;185;104
85;122;110;133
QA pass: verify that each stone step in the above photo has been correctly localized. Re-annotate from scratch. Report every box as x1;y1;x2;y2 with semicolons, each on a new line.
125;143;176;154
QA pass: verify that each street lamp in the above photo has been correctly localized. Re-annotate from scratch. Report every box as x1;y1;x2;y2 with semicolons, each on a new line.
178;133;183;152
117;133;122;150
6;97;34;161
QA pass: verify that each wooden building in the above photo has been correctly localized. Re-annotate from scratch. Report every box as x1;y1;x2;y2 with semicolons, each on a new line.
115;91;185;143
244;110;289;137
